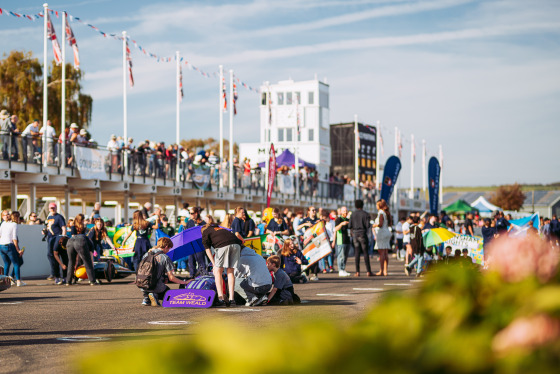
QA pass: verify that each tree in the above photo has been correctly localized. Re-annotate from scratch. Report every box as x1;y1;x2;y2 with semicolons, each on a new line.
0;50;42;127
0;50;92;132
490;183;525;211
180;138;239;159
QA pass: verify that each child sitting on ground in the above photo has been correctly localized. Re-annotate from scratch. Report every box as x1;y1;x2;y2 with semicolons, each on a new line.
279;239;309;284
266;255;300;305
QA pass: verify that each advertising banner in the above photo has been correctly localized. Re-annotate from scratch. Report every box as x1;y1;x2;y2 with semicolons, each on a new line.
302;221;332;266
74;145;110;180
278;174;295;194
267;143;277;207
428;157;441;215
444;235;484;266
108;226;136;258
380;155;401;203
192;164;212;191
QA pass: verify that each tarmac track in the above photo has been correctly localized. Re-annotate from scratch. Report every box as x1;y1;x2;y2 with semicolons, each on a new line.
0;256;421;373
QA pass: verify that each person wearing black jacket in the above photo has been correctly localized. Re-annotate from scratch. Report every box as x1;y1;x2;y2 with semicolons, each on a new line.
202;219;243;307
349;199;372;277
405;216;425;276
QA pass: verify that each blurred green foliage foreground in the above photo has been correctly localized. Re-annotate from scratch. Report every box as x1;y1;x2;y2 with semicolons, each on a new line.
79;236;560;374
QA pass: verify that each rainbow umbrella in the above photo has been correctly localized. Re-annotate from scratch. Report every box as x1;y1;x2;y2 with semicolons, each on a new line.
422;227;458;247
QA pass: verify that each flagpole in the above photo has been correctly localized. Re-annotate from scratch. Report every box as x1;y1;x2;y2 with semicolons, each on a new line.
264;83;270;194
228;69;234;190
354;114;359;199
294;97;300;201
219;65;224;188
376;120;380;193
176;51;180;182
422;139;426;193
43;3;48;167
439;144;443;212
410;133;414;198
122;31;128;153
393;126;398;209
60;11;66;169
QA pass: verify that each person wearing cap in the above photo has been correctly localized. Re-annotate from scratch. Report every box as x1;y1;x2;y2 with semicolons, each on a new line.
21;119;41;162
0;109;13;160
45;203;67;282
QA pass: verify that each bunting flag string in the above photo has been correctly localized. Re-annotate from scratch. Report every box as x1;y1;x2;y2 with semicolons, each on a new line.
46;12;62;64
65;13;80;69
0;6;260;94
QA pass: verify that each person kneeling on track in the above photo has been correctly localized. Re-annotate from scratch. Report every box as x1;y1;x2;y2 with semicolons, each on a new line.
140;237;189;307
266;255;300;305
234;246;272;306
66;234;97;286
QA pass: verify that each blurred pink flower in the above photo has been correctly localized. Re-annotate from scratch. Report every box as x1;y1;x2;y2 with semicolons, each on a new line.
492;314;560;353
487;236;559;283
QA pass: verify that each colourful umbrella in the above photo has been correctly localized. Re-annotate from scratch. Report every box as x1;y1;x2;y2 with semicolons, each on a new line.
422;227;458;247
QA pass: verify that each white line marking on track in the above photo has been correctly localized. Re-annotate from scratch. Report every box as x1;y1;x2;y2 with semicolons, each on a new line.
316;293;351;297
384;283;411;286
217;308;261;312
148;321;193;325
353;288;384;291
57;336;110;342
410;279;425;282
0;301;23;305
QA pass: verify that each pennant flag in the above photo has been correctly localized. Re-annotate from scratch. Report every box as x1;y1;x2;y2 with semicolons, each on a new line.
233;82;238;115
412;134;416;163
428;157;441;215
179;62;184;102
126;39;134;87
65;14;80;69
379;130;384;157
398;130;403;159
222;76;227;112
47;12;62;64
380;155;402;203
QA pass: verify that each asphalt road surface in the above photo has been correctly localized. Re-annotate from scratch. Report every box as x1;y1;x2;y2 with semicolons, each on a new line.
0;256;422;373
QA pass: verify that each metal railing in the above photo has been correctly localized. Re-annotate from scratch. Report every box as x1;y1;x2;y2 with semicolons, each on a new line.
1;132;376;204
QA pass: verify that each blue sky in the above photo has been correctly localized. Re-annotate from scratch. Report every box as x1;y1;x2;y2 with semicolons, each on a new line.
1;0;559;187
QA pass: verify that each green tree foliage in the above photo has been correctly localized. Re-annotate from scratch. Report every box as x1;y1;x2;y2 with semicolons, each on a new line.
0;50;92;133
180;137;238;158
0;50;42;126
490;183;525;211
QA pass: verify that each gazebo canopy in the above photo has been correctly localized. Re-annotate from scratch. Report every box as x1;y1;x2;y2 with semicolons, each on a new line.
444;199;478;214
258;149;315;169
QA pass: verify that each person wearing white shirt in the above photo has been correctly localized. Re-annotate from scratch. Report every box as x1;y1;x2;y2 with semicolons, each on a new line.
402;216;413;266
0;211;25;286
21;120;41;162
395;218;404;260
39;120;57;164
107;135;120;172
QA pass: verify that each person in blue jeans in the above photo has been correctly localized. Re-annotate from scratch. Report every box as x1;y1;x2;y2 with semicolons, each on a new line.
45;203;67;281
334;206;351;277
0;211;25;286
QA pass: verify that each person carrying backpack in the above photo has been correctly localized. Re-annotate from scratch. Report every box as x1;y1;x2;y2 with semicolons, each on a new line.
137;237;189;307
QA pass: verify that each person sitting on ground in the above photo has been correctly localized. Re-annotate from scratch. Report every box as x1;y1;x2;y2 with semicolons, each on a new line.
279;238;309;284
266;255;299;305
234;247;272;306
266;208;290;236
141;237;190;307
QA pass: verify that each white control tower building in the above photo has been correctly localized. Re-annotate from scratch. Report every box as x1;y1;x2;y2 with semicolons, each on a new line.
239;78;332;181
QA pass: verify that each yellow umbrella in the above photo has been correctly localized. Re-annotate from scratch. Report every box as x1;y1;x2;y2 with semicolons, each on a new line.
422;227;458;247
